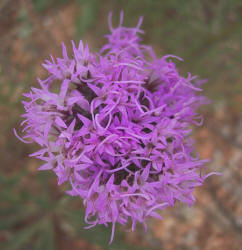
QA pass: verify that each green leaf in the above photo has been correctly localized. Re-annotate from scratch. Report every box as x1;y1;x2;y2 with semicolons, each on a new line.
34;220;55;250
75;0;100;38
0;221;41;250
0;209;32;230
32;0;48;12
63;209;148;250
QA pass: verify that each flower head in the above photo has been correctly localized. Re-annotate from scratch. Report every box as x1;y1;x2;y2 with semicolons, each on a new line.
15;12;219;243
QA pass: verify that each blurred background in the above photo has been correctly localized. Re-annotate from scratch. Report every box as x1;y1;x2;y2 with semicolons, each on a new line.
0;0;241;249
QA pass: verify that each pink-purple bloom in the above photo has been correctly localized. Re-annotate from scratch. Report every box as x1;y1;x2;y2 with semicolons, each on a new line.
15;12;219;243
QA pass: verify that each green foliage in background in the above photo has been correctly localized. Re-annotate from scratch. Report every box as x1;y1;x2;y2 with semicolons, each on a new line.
0;171;148;250
32;0;68;12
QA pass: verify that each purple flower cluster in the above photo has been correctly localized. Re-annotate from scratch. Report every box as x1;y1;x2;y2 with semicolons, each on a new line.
15;12;219;243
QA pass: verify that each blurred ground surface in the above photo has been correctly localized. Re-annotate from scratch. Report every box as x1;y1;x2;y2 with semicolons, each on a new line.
0;1;241;250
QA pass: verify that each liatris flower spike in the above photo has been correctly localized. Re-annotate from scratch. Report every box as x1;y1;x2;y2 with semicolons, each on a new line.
15;12;220;243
